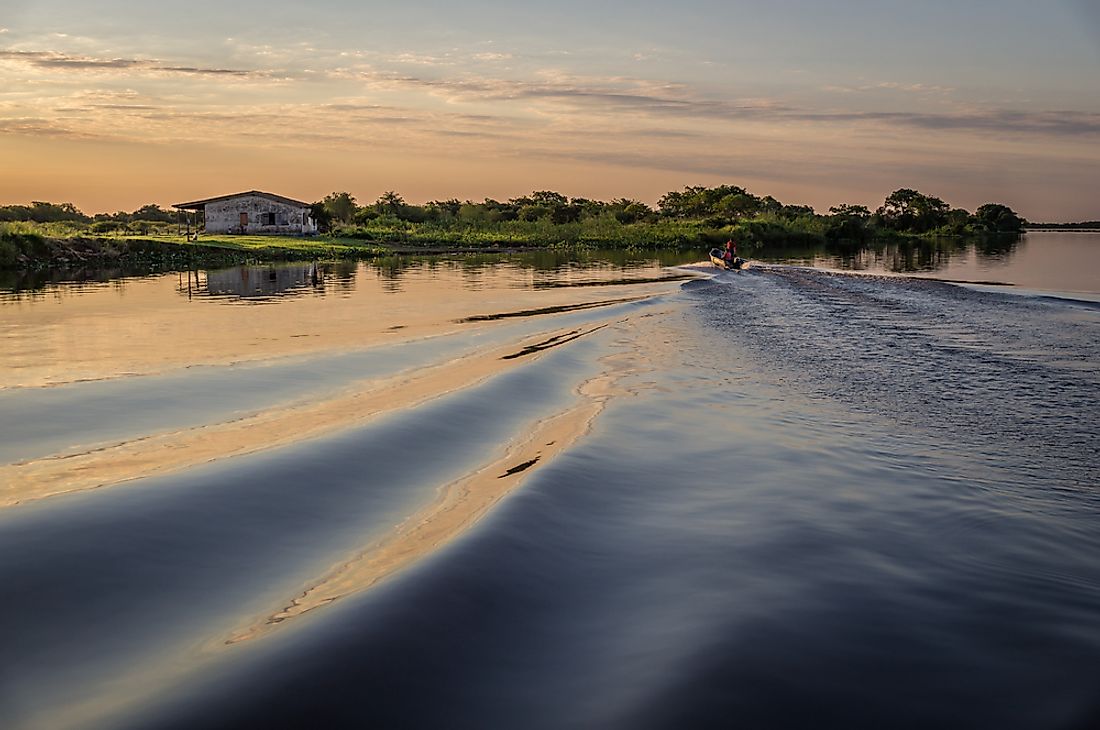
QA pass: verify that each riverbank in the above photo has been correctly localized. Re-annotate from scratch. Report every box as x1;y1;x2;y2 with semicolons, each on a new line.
2;185;1028;272
0;232;559;272
0;225;1020;273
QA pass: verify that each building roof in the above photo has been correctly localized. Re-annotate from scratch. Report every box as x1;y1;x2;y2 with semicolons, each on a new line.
172;190;313;210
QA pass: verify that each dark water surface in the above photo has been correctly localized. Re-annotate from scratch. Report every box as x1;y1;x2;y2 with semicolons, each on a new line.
1;241;1099;729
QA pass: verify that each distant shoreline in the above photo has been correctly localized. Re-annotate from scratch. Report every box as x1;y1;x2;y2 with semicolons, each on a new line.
1025;224;1100;232
0;225;1046;274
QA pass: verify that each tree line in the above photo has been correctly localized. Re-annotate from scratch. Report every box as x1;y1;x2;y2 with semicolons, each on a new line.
0;201;177;234
312;186;1025;238
1;186;1026;241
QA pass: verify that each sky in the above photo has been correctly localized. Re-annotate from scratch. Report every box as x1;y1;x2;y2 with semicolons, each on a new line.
1;0;1098;220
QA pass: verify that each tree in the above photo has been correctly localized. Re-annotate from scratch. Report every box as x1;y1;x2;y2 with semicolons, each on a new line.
353;208;380;224
825;204;873;242
658;185;756;219
759;196;783;214
131;204;175;223
427;199;463;219
507;191;572;223
828;204;871;219
609;199;653;224
93;210;131;223
457;202;489;225
716;193;758;220
527;191;568;208
779;204;815;219
876;189;949;233
657;186;708;218
570;197;607;219
973;203;1024;233
483;198;517;223
549;203;582;224
310;201;333;231
943;208;973;234
518;205;551;222
9;201;91;223
321;192;357;224
374;191;406;217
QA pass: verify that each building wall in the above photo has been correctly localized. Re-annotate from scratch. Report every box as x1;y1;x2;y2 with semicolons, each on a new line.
204;195;317;235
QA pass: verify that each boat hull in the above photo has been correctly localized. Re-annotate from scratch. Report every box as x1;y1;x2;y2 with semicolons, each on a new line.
709;249;750;270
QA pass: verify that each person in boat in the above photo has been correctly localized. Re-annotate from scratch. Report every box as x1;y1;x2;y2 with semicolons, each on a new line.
723;239;737;268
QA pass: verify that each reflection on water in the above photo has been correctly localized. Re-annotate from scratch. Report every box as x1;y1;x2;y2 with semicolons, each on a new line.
814;234;1026;275
180;263;327;303
3;234;1095;300
0;248;704;300
164;250;709;303
791;231;1100;292
759;233;1014;272
360;249;706;295
0;265;161;298
0;251;699;389
1;238;1095;389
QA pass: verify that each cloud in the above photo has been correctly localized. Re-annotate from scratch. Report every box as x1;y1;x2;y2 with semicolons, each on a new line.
358;69;1100;138
434;129;508;139
471;52;512;62
318;102;398;113
85;104;159;111
0;50;261;77
632;128;703;139
788;109;1100;136
0;89;528;153
4;43;1098;169
389;52;454;67
0;116;99;139
824;81;955;94
73;88;144;101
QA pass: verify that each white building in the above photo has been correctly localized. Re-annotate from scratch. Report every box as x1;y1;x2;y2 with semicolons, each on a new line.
173;190;318;235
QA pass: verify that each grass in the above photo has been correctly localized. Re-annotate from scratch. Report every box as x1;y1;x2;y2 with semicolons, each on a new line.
0;222;49;267
330;215;747;250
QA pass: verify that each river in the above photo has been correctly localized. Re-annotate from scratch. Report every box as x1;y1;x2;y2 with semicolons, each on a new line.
1;233;1098;729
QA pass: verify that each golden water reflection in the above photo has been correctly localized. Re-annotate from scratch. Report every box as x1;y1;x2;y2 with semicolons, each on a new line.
0;251;701;389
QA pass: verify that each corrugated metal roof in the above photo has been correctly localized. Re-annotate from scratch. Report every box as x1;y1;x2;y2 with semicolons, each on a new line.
172;190;313;210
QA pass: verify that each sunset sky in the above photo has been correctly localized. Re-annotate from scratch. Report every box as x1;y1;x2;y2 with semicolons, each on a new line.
2;0;1098;220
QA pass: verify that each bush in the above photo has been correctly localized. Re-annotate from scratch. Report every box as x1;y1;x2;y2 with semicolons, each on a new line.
0;238;18;267
91;220;123;234
0;223;48;267
825;217;871;243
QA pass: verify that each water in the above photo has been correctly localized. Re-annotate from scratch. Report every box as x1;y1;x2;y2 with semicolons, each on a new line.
761;230;1100;296
1;237;1098;729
